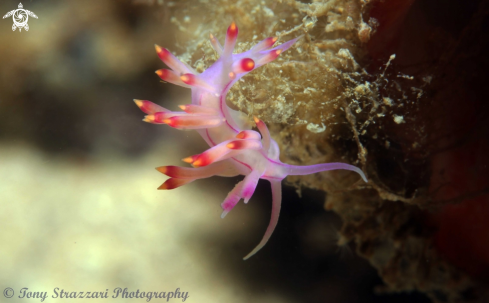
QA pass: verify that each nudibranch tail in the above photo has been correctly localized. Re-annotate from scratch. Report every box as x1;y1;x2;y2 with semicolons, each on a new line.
135;23;367;260
286;162;368;183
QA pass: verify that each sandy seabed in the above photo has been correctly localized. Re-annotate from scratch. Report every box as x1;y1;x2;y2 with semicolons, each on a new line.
0;143;289;303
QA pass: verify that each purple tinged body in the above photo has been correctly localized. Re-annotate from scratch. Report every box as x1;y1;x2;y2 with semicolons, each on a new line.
135;23;367;260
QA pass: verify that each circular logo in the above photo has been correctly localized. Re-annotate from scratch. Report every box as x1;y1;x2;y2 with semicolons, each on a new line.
3;287;14;298
13;9;28;27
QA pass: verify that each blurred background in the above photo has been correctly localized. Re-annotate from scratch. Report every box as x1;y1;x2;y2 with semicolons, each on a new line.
0;1;431;302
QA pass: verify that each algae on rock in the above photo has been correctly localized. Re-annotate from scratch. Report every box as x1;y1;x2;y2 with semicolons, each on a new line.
143;0;489;302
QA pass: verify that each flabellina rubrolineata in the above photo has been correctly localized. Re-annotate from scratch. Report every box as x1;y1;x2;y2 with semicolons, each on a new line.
134;22;367;259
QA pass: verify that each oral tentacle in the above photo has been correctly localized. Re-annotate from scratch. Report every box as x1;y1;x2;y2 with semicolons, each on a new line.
240;170;262;204
243;180;282;260
220;180;244;218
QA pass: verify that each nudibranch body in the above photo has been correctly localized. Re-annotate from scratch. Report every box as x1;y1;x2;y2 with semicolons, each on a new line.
135;22;367;260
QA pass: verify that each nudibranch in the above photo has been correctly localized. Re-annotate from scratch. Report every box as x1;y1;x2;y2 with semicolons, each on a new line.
134;22;367;260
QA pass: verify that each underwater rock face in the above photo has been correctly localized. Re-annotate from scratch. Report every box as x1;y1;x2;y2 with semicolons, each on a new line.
143;0;489;301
